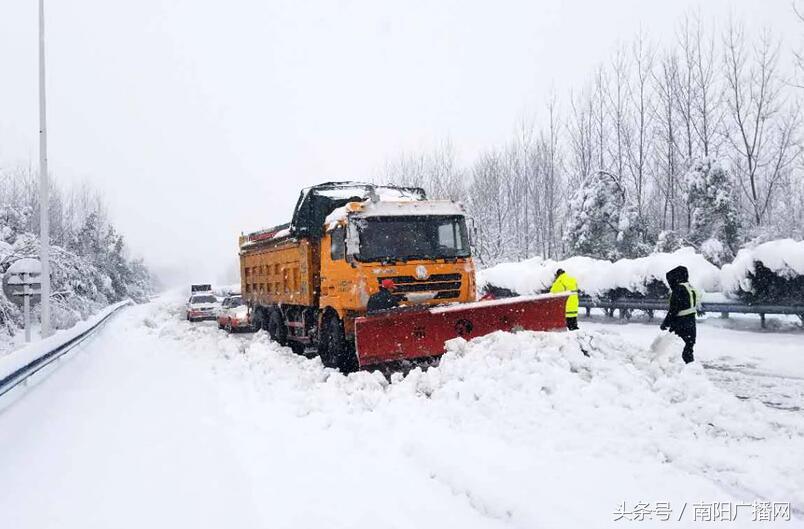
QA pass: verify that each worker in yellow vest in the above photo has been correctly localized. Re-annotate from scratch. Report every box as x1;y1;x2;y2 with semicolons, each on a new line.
550;268;579;330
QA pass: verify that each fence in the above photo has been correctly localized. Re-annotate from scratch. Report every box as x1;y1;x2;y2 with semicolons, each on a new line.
579;297;804;329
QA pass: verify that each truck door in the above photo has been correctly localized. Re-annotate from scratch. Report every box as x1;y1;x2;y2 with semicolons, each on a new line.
320;225;355;313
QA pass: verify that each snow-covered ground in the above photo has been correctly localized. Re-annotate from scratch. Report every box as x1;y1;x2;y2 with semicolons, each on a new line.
0;294;802;528
584;313;804;413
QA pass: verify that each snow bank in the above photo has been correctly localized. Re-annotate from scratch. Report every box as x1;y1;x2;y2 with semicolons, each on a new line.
479;247;720;297
721;239;804;297
142;295;804;525
0;300;131;382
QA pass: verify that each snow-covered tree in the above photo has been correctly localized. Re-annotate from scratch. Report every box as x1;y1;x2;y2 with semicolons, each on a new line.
683;158;741;263
0;167;153;347
564;171;646;259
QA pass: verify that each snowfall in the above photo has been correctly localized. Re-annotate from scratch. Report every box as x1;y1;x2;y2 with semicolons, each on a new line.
0;293;802;528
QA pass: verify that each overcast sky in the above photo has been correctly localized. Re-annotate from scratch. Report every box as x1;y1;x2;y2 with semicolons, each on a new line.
0;0;799;286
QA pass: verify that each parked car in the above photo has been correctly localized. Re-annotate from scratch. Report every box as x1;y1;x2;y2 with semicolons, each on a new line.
216;295;251;332
186;294;219;322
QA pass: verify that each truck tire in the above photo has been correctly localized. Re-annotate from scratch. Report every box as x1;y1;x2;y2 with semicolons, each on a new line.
320;315;357;372
251;308;265;332
268;309;288;346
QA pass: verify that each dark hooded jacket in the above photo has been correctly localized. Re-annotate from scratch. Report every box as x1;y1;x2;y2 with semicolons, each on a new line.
660;265;698;334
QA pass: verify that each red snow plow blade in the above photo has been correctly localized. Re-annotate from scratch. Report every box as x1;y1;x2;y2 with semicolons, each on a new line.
353;293;570;367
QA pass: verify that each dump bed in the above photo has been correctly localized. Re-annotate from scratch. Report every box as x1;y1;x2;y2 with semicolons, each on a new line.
239;235;321;308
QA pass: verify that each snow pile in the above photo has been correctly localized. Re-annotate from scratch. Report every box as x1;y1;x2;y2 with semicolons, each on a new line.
721;239;804;300
479;247;720;298
141;295;804;526
324;205;350;229
10;293;797;528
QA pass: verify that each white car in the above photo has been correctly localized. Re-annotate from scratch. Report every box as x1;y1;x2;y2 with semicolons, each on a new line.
186;294;220;322
216;295;252;332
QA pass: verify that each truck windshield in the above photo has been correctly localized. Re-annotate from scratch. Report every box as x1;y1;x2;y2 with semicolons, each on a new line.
355;216;470;262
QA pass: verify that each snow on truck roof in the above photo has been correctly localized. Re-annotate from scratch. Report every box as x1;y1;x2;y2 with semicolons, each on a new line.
310;184;423;201
324;200;466;230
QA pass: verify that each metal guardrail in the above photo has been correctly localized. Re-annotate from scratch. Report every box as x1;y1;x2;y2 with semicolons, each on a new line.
0;301;131;400
579;297;804;328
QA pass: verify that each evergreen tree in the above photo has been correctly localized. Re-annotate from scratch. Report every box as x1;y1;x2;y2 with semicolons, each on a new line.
564;171;647;259
684;158;741;264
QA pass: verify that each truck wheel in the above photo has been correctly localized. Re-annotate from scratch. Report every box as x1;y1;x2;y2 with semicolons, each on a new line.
268;309;288;345
318;315;339;368
252;308;268;332
321;315;357;373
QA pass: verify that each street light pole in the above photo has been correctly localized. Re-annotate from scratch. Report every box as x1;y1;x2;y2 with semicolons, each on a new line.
38;0;51;338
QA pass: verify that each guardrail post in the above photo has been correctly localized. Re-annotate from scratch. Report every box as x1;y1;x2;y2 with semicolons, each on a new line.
760;313;766;329
585;306;591;317
720;312;729;319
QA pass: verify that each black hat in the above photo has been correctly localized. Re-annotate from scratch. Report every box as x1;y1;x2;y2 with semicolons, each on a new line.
666;265;689;286
555;268;565;278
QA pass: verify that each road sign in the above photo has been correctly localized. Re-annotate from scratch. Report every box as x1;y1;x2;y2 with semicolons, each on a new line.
3;258;43;343
3;259;43;306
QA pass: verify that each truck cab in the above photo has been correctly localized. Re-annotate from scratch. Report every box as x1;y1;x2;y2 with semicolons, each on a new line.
319;199;476;326
239;182;477;371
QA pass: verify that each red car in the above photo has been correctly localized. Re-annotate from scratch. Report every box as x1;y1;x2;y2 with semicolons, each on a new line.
216;295;252;332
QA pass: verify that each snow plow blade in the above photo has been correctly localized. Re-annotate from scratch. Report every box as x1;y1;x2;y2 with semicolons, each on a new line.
353;293;570;367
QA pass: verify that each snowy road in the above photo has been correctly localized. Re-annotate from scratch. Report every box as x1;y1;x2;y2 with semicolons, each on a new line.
584;316;804;413
0;295;802;528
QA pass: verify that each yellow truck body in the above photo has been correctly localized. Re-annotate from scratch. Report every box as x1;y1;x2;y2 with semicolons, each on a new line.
238;183;475;369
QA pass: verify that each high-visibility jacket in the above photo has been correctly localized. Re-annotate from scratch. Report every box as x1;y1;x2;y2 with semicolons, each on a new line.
661;282;700;329
675;282;700;317
550;272;579;318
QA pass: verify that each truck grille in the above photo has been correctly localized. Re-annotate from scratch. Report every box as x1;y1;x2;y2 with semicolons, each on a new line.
378;273;462;300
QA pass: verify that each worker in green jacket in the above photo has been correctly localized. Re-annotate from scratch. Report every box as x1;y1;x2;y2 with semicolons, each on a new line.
550;268;579;330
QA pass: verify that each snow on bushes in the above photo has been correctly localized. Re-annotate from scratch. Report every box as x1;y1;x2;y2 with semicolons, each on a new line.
479;247;720;299
721;239;804;305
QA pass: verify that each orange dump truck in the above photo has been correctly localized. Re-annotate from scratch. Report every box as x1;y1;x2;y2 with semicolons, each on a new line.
240;182;568;371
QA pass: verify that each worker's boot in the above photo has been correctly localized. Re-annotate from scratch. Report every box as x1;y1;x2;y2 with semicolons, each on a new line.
682;343;695;364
